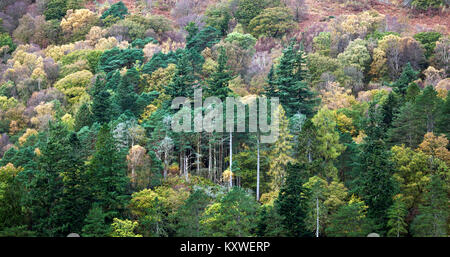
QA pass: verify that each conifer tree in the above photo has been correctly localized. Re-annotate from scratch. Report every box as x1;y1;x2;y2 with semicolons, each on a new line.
271;40;319;118
392;63;419;97
87;124;130;219
275;163;311;237
81;204;111;237
386;196;408;237
165;53;197;99
205;46;234;99
27;122;73;236
116;67;139;114
436;91;450;138
91;77;112;124
411;175;448;237
353;104;397;232
74;102;93;132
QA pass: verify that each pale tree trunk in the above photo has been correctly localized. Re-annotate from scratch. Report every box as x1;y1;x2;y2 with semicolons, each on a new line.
229;132;233;188
184;153;189;181
197;134;200;175
316;196;319;237
208;141;212;180
256;136;260;201
163;151;168;179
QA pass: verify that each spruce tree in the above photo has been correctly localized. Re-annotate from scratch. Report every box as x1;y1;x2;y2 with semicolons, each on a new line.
271;40;319;118
27;122;73;236
353;104;397;232
436;91;450;138
165;53;197;99
275;163;311;237
74;102;93;132
87;124;130;219
91;77;111;124
81;204;111;237
411;175;448;237
205;46;234;99
392;63;419;97
116;67;139;114
56;133;90;235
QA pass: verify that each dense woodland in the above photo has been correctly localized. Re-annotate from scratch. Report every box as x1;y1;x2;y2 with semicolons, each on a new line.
0;0;449;237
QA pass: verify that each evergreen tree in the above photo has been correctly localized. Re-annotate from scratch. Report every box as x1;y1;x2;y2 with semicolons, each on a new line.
326;196;370;237
414;85;442;133
56;133;91;235
165;53;197;99
411;175;448;237
91;77;112;124
436;91;450;138
388;102;424;148
87;124;130;219
81;204;111;237
74;102;93;132
392;63;419;97
275;163;311;237
386;196;408;237
116;67;139;114
26;122;73;236
205;46;234;99
264;65;276;98
353;104;397;232
380;92;400;133
271;40;319;118
176;190;211;237
101;1;128;20
200;187;259;237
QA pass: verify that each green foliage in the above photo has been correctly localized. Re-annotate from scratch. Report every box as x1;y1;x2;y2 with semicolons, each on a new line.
410;175;448;237
248;7;295;38
235;0;267;28
205;47;234;99
110;218;142;237
87;124;130;219
91;76;112;124
313;32;331;56
115;67;140;114
414;31;442;59
411;0;445;10
326;196;371;237
101;1;129;20
175;189;211;237
353;104;398;232
386;196;408;237
44;0;69;20
275;163;311;237
205;4;232;36
392;63;419;97
131;37;158;49
269;40;320;117
201;187;259;237
82;205;111;237
0;164;26;230
99;47;144;74
0;33;15;53
25;122;82;236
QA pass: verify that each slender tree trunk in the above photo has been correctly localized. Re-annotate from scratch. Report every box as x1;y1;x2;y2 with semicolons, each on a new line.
229;132;233;187
208;141;212;180
256;136;260;201
184;153;189;181
316;196;319;237
163;151;168;179
196;134;200;175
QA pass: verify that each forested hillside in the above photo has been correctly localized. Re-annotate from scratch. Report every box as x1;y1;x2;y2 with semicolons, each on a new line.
0;0;449;237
